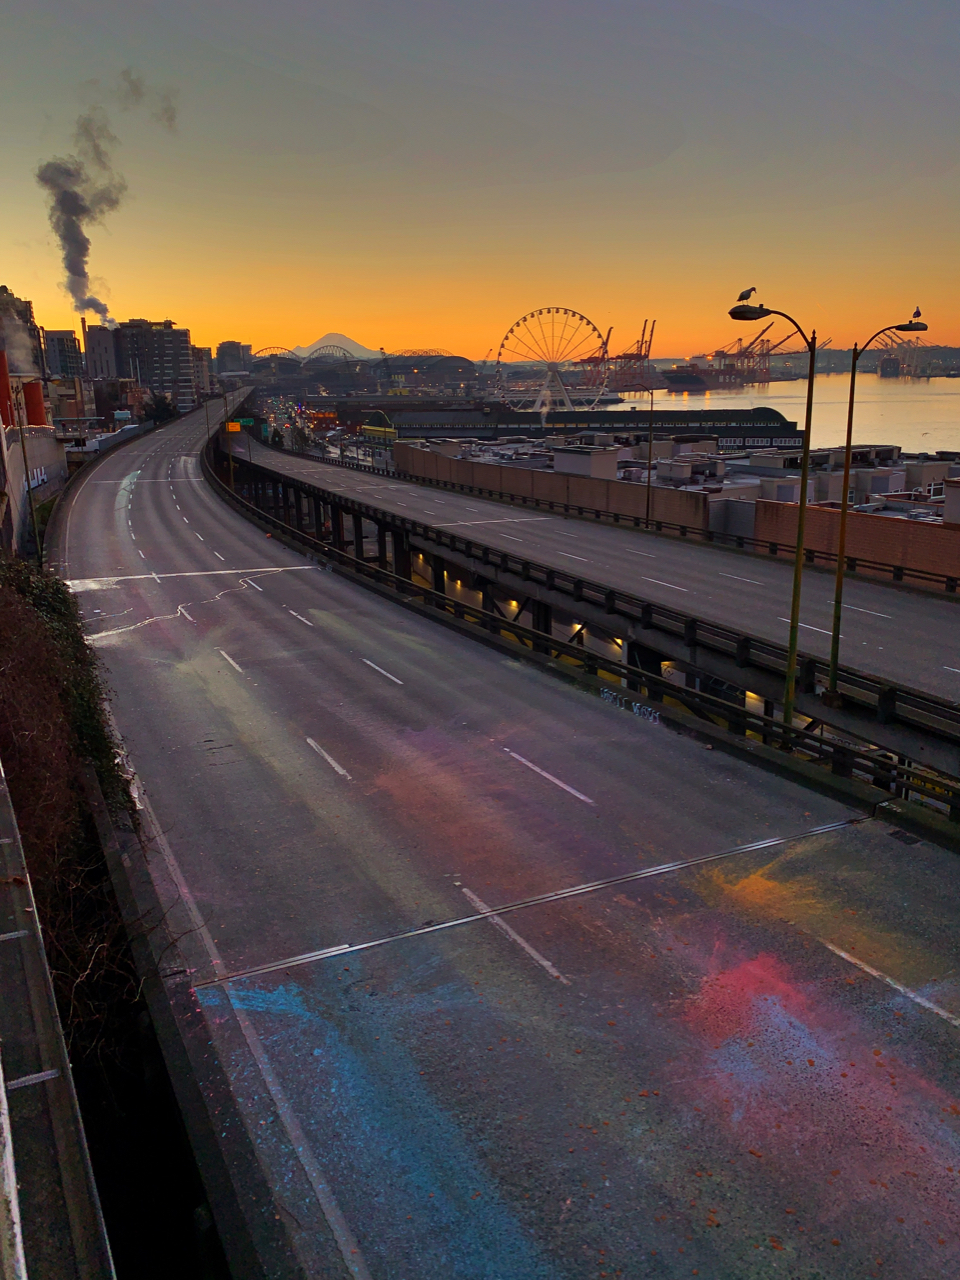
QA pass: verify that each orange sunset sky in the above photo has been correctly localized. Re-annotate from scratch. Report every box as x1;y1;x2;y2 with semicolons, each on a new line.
2;0;958;359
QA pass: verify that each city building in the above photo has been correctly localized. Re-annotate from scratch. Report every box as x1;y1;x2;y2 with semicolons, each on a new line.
44;330;85;378
91;378;149;427
116;319;196;412
192;346;213;397
46;377;97;427
84;324;119;378
216;340;248;374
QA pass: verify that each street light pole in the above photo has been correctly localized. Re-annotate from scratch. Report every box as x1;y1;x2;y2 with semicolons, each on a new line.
644;384;655;529
730;301;816;732
824;317;928;701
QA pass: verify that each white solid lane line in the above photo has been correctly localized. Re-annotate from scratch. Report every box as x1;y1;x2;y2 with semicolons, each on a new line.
218;648;242;672
777;617;839;638
288;610;314;626
461;887;570;985
642;576;687;592
558;552;589;562
362;658;403;685
821;940;960;1030
306;738;352;779
67;567;315;589
503;748;594;804
719;571;763;585
843;604;892;618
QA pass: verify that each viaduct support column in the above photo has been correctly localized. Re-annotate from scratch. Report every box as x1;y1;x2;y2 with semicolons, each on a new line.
330;505;345;551
530;600;552;653
294;488;304;532
626;641;664;700
377;523;389;570
352;513;365;561
431;553;446;596
477;577;496;629
392;529;412;580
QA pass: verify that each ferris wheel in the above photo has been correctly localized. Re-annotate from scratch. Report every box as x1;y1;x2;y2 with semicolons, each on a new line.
495;307;609;412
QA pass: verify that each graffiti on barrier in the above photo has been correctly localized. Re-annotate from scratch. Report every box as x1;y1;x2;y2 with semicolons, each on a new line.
599;686;660;724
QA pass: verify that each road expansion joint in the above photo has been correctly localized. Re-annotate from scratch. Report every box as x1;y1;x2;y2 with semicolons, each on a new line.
196;817;865;989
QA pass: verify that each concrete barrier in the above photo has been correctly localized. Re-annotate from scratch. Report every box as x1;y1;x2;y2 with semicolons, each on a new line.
394;443;709;529
755;499;960;581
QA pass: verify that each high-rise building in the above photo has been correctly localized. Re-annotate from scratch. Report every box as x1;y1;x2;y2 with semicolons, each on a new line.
84;325;119;378
192;346;212;397
216;340;247;373
44;330;85;378
116;319;196;411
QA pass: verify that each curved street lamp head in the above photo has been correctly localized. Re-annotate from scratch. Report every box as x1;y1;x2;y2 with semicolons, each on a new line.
729;303;771;321
894;320;928;332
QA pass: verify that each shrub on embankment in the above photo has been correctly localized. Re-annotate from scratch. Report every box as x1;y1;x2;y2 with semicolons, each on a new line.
0;557;134;1053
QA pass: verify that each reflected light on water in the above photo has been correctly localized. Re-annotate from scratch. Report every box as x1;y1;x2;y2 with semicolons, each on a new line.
617;374;960;453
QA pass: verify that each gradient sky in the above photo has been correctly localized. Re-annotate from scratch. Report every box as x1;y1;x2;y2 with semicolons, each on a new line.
2;0;958;358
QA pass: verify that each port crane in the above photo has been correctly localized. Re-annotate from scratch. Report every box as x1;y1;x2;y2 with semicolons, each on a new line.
608;319;660;391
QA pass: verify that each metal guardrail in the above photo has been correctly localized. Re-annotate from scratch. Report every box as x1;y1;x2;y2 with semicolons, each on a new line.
205;442;960;823
293;446;960;595
0;762;114;1278
230;446;960;754
0;1048;27;1279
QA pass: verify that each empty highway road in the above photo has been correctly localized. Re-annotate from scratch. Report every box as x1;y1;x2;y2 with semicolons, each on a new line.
48;409;960;1278
244;440;960;704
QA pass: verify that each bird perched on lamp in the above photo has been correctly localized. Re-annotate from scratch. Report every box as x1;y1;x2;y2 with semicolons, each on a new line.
737;286;756;302
913;306;922;319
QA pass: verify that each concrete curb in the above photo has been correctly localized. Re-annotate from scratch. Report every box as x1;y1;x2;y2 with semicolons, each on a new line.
80;766;306;1280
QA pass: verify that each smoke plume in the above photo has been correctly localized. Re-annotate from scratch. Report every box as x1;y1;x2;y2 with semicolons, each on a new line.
36;71;177;324
2;323;39;376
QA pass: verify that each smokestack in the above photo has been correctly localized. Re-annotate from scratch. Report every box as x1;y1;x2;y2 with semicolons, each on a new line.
0;351;13;428
23;382;47;426
81;315;88;355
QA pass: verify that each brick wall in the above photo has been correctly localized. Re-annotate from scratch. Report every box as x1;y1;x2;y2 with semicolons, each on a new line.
393;444;709;530
754;499;960;578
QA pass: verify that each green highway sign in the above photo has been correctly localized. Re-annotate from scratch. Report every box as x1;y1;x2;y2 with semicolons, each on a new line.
238;417;254;426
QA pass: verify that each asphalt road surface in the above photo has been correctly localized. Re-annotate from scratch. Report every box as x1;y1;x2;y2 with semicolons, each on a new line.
245;440;960;703
51;409;960;1279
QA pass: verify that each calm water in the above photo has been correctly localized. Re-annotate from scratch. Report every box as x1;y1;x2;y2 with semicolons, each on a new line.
618;374;960;454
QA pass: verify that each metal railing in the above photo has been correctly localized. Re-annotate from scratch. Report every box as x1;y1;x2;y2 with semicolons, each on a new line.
205;441;960;823
0;1046;27;1279
226;446;960;753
